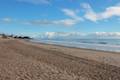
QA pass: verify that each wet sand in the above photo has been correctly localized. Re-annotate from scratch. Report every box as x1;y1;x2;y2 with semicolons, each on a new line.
0;39;120;80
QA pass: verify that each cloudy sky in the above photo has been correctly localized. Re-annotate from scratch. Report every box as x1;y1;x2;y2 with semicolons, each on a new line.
0;0;120;37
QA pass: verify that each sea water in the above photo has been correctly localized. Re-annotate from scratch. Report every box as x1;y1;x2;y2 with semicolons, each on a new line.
31;39;120;52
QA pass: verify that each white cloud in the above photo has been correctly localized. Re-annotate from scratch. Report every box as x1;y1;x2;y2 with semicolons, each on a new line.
82;3;120;22
0;17;78;26
62;9;83;21
37;32;85;39
4;3;120;26
24;19;77;26
0;18;13;23
36;32;120;39
86;32;120;39
53;19;78;26
81;3;98;22
1;9;81;26
17;0;50;5
95;32;120;37
26;20;53;25
101;6;120;19
21;8;84;26
60;8;84;26
44;32;56;39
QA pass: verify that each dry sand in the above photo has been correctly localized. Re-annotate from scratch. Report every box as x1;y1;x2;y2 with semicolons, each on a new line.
0;39;120;80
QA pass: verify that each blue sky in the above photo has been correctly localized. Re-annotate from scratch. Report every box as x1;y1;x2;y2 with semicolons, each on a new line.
0;0;120;37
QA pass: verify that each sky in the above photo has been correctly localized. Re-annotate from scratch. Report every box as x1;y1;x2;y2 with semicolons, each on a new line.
0;0;120;38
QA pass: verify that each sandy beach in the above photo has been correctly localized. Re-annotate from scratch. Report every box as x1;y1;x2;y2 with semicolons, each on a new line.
0;39;120;80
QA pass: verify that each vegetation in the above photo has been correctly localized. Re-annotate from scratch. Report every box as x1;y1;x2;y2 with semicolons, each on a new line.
0;33;31;39
1;34;8;39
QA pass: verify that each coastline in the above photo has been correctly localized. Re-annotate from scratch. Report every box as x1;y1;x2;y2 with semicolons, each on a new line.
29;39;120;54
0;39;120;80
24;39;120;67
30;39;120;53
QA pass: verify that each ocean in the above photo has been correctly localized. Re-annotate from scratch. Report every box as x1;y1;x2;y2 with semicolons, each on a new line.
31;39;120;52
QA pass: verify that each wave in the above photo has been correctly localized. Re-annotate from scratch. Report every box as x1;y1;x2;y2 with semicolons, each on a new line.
31;39;120;52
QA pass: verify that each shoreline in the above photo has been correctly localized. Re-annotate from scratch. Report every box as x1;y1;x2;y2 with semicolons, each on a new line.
29;40;120;54
23;39;120;67
29;39;120;53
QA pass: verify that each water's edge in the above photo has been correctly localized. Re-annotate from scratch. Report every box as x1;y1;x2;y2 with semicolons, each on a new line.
30;39;120;53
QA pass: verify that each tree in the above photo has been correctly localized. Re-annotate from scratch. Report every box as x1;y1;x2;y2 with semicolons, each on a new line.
1;34;7;39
